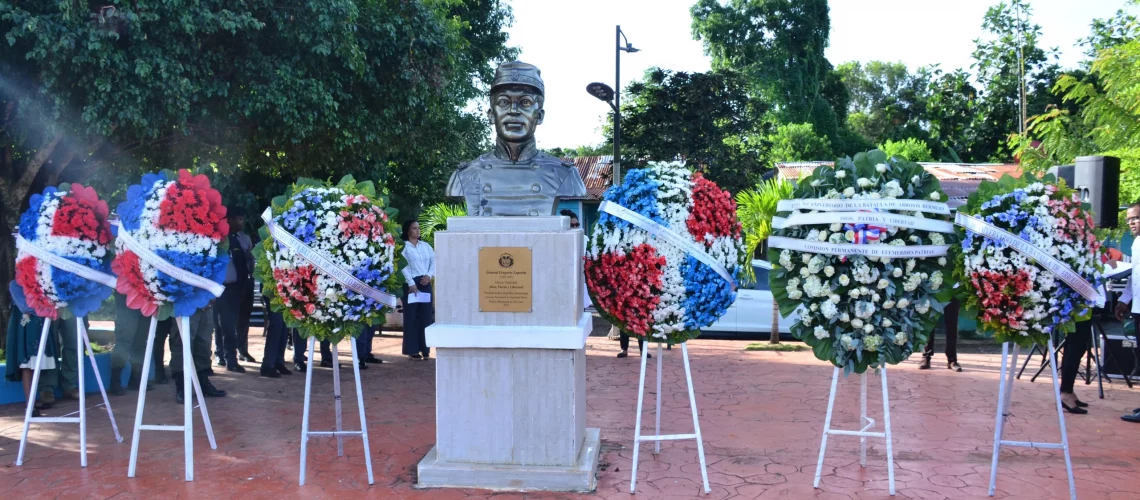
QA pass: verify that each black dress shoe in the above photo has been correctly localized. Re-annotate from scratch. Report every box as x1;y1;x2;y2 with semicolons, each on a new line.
358;361;368;370
1075;399;1089;408
226;364;246;373
319;359;333;368
216;357;226;367
294;362;307;373
1122;412;1140;423
276;364;293;375
260;367;281;378
240;352;258;363
201;383;227;398
1061;402;1087;414
363;355;384;364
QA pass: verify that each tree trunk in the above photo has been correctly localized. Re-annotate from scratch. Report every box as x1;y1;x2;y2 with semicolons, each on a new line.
769;297;780;344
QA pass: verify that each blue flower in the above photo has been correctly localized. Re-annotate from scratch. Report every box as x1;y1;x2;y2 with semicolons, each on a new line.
680;256;736;330
154;249;229;317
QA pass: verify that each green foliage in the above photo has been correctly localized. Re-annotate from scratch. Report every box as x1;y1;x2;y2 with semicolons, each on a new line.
878;138;935;162
837;61;932;147
543;144;610;158
418;203;467;245
744;342;808;352
691;0;845;143
735;177;794;282
255;175;401;343
619;68;770;194
768;123;832;163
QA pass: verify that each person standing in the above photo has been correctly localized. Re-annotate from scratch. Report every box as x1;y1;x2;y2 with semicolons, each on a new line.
150;318;173;384
355;323;383;368
617;331;648;359
169;304;226;404
55;316;85;399
109;292;154;395
217;208;253;373
1058;320;1093;414
259;290;293;377
6;282;57;417
400;220;435;360
1114;202;1140;423
920;297;962;371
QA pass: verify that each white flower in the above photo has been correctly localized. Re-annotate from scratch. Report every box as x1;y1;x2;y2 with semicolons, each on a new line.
802;254;812;264
894;332;908;345
830;294;841;304
840;313;851;323
877;278;889;289
911;175;920;184
830;223;842;232
906;259;916;272
930;192;941;200
811;179;821;187
821;301;839;319
824;266;835;277
883;300;895;309
838;274;850;286
938;257;947;266
863;324;875;334
892;267;903;278
882;319;893;328
800;267;810;277
836;170;847;179
852;318;865;329
855;301;876;318
857;177;873;189
843;187;856;197
929;233;945;246
779;250;793;269
897;298;910;309
840;334;856;350
915;300;931;314
814;326;829;339
818;230;829;242
930;271;944;289
849;288;861;298
875;163;887;173
803;315;813;326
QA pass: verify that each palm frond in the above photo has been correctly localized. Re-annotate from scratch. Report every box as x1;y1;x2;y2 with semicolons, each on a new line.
418;203;467;245
735;177;794;283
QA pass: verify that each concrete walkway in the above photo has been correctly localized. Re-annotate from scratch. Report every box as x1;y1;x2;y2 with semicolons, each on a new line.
2;329;1139;499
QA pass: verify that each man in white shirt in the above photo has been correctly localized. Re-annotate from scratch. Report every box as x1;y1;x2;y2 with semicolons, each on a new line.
1113;202;1140;423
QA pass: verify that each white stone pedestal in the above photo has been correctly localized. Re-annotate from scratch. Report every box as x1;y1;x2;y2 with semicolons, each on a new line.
417;216;600;492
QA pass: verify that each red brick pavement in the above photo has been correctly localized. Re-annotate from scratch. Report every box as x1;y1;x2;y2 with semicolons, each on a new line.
2;331;1139;499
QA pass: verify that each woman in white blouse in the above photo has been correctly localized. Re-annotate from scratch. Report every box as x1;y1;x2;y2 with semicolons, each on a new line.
400;220;435;360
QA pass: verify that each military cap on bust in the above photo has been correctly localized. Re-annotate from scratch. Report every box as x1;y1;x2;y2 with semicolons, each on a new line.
491;61;544;96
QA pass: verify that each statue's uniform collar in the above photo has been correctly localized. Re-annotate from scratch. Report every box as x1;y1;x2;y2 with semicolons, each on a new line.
493;138;539;163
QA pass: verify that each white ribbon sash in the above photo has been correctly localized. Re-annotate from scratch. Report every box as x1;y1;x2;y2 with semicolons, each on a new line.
599;201;737;287
768;236;950;258
16;235;117;289
955;213;1102;303
777;198;950;215
261;207;398;308
113;221;226;298
772;212;955;233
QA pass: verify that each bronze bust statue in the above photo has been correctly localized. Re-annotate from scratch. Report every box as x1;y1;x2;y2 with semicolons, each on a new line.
447;61;588;216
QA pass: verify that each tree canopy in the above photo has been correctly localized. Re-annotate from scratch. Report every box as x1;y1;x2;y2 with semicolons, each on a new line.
0;0;515;332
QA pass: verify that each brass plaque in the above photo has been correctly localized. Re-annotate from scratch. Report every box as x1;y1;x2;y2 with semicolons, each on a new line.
478;247;533;313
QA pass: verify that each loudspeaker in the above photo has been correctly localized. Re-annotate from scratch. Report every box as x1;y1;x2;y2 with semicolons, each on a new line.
1074;155;1121;228
1047;164;1074;187
1103;335;1136;377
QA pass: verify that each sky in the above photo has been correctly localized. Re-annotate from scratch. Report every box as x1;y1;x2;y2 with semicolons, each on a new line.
503;0;1131;150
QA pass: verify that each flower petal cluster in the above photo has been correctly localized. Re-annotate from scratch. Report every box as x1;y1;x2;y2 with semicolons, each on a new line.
769;151;956;374
957;175;1104;346
111;170;230;318
15;184;115;319
256;176;399;343
585;162;745;344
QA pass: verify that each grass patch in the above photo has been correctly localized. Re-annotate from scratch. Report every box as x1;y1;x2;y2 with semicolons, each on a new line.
744;342;809;352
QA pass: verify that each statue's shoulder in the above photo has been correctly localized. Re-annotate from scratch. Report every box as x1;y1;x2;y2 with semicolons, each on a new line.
534;153;587;196
447;152;494;195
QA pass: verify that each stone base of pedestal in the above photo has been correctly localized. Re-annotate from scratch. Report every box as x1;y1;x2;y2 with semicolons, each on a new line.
416;427;600;492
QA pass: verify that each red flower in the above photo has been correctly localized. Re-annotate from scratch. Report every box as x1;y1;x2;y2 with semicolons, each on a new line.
687;174;741;247
584;244;666;337
111;250;161;317
157;170;228;240
15;257;59;319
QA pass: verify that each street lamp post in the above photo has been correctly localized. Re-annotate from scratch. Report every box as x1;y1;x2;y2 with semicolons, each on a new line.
586;25;639;188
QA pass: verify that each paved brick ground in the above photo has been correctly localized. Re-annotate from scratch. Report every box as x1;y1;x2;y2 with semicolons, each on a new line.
2;329;1139;499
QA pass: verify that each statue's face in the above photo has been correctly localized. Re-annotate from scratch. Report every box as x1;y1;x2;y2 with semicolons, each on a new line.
488;86;544;143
